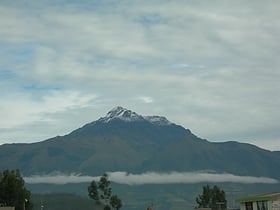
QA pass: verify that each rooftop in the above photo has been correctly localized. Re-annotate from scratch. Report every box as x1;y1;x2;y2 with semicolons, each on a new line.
237;192;280;203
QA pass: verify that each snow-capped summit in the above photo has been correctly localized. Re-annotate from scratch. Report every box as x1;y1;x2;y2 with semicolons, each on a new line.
99;106;145;123
144;116;172;126
98;106;173;126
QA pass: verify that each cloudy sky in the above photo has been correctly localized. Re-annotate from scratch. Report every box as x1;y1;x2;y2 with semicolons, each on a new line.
0;0;279;151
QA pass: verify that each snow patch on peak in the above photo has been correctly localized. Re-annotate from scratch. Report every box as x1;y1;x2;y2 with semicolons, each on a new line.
100;106;145;122
98;106;173;126
144;116;172;126
106;106;128;118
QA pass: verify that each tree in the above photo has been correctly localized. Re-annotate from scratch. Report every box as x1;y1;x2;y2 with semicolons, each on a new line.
88;173;122;210
196;185;227;210
0;169;33;210
110;195;122;210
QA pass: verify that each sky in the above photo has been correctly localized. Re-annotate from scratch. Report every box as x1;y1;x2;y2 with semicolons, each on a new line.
0;0;280;151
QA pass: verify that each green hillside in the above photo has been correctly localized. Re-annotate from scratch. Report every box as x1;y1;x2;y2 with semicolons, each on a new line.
29;182;280;210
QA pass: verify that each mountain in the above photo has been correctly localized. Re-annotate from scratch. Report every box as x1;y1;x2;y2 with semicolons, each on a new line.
0;106;280;180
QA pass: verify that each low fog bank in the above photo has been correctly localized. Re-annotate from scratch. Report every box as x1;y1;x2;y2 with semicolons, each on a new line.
24;171;279;185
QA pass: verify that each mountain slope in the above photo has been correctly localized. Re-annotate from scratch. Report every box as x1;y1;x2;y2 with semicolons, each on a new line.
0;106;280;179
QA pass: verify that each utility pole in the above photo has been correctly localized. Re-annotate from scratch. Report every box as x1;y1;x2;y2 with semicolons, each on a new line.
40;198;44;210
23;199;27;210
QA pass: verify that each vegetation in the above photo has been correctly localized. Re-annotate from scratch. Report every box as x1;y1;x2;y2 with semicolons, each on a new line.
196;185;227;210
0;169;33;210
88;173;122;210
32;193;97;210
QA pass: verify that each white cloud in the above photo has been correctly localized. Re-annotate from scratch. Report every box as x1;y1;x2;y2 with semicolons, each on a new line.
137;96;154;104
24;173;98;185
0;90;97;129
24;171;279;185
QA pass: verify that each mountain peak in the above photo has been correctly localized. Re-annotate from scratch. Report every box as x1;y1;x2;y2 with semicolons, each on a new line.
97;106;172;126
99;106;145;123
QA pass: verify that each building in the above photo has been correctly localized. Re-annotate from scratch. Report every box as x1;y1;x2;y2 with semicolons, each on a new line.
237;192;280;210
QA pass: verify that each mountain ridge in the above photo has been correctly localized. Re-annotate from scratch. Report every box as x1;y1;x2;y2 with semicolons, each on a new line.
0;106;279;180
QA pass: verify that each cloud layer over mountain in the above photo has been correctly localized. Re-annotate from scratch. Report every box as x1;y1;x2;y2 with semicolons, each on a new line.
24;171;279;185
